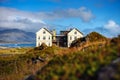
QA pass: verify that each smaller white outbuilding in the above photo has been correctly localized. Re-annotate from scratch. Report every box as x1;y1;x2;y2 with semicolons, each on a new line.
36;28;52;47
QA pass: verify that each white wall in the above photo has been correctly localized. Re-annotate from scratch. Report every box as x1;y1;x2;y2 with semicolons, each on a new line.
67;29;83;47
36;28;52;47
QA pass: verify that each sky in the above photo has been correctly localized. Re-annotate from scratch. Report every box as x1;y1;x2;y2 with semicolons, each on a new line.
0;0;120;37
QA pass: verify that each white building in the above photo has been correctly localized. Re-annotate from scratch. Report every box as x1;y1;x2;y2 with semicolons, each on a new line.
67;28;83;47
36;28;83;47
36;28;52;47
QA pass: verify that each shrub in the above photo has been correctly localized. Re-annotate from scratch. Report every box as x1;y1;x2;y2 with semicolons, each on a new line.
70;37;86;47
34;43;47;50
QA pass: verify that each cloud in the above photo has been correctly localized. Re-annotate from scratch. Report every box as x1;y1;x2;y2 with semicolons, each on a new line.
0;7;94;32
83;20;120;38
0;7;47;32
37;7;94;22
104;20;120;36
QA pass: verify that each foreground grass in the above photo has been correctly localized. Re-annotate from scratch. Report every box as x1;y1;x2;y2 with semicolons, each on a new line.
0;36;120;80
0;47;32;54
34;43;120;80
0;45;62;80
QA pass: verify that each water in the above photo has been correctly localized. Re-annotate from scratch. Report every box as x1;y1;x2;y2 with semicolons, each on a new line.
0;43;36;48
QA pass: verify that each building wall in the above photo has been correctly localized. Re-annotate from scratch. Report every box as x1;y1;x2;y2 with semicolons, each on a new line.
36;28;52;47
67;29;83;47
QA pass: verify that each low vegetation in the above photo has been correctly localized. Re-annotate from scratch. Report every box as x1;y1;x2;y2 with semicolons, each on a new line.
70;31;108;47
0;47;32;54
86;32;108;42
0;45;61;80
0;32;120;80
33;35;120;80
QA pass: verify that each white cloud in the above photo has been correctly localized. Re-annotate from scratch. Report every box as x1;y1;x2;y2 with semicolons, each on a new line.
83;20;120;38
37;7;94;22
104;20;120;37
0;7;47;32
0;7;94;32
67;7;94;22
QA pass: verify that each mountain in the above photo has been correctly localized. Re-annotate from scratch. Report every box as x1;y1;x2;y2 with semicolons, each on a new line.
0;28;35;43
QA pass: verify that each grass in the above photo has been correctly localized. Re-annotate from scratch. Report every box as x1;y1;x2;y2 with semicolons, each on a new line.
0;47;32;54
0;45;62;80
34;43;120;80
0;34;120;80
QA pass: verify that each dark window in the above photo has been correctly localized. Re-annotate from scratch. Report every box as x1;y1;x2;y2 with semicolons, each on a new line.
38;43;40;46
74;36;77;40
43;31;46;34
43;36;46;40
69;43;71;47
49;36;50;40
74;31;77;34
38;36;40;40
49;43;50;46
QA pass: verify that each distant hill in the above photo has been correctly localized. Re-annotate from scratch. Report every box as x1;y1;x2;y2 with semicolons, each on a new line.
0;28;35;43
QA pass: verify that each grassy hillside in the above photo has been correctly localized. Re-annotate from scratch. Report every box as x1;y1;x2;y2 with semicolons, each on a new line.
33;35;120;80
0;45;62;80
0;33;120;80
71;31;108;47
86;32;107;42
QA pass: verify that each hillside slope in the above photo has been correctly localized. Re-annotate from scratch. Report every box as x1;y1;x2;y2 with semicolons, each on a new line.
86;32;107;42
71;31;108;47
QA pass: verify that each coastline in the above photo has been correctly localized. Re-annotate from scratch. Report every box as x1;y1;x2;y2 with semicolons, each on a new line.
0;46;9;49
0;42;35;44
0;42;36;48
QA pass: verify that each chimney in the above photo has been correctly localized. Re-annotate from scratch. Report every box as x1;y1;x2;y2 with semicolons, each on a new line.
52;29;56;41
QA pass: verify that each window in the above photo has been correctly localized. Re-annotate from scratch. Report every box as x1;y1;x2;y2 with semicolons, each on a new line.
49;36;50;40
70;36;72;40
38;36;40;40
43;36;46;40
49;43;50;46
43;31;46;34
69;43;71;47
38;43;40;46
74;36;77;40
74;31;77;34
